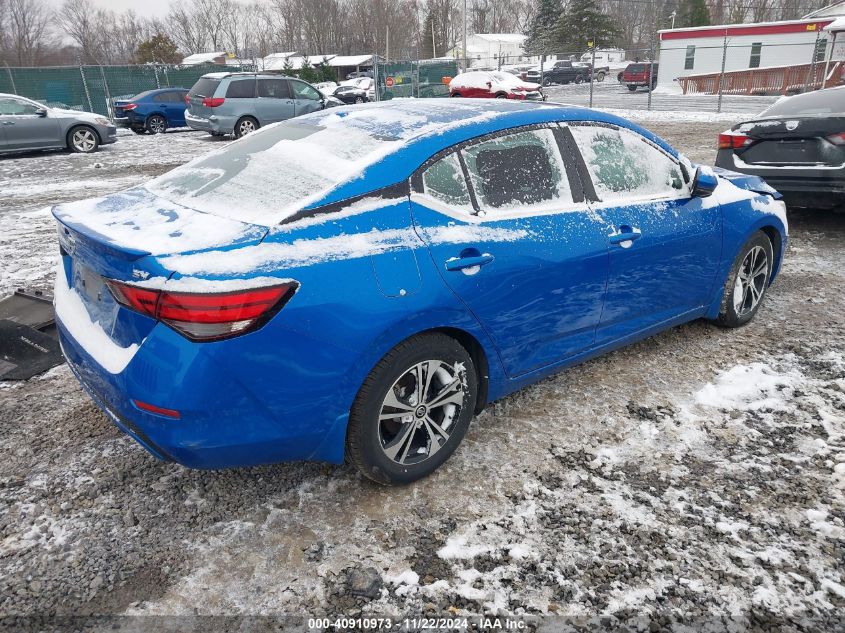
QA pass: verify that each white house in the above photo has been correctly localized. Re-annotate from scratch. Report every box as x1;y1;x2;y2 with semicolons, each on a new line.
656;1;845;87
450;34;529;68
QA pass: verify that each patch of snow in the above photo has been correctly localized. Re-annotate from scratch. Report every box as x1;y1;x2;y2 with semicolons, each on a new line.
53;265;140;374
694;362;800;411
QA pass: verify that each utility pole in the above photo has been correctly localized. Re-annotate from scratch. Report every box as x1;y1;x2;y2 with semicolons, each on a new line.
717;31;728;113
589;38;596;108
463;0;468;72
670;11;676;29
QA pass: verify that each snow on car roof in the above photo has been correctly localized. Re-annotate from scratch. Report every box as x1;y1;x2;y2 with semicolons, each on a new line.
145;99;672;227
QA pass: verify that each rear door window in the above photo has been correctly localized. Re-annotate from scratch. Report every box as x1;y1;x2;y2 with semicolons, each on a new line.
189;77;220;98
569;124;685;202
258;78;291;99
461;128;572;215
226;78;256;98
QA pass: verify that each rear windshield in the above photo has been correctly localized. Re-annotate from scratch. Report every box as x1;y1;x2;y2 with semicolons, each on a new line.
189;77;220;98
626;64;646;73
147;109;406;226
131;90;156;101
761;88;845;117
146;101;502;226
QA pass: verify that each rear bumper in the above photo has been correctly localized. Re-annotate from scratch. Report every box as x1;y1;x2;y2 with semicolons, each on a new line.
185;111;233;134
715;150;845;208
56;303;356;469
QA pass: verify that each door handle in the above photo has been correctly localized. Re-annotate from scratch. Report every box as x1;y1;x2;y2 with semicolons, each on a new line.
445;253;494;272
2;121;14;125
608;225;642;246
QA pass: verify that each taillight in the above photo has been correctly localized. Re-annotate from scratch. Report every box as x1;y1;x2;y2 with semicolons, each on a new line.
185;93;190;105
106;280;298;341
123;103;137;111
201;97;225;107
718;132;752;150
826;132;845;146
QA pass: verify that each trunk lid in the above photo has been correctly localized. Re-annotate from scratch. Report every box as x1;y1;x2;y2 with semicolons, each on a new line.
733;116;845;167
53;187;269;352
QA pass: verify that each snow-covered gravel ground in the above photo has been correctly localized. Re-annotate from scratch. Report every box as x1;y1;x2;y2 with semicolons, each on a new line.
0;116;843;628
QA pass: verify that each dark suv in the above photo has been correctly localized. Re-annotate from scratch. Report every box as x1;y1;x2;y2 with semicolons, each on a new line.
622;63;658;91
526;60;591;86
185;72;335;138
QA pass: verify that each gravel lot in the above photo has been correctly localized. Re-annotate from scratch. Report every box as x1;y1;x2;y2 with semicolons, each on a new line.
0;114;843;626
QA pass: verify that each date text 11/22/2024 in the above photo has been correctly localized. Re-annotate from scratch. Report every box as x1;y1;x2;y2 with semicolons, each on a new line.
308;616;528;629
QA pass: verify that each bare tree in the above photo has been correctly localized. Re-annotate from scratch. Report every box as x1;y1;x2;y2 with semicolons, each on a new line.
4;0;52;65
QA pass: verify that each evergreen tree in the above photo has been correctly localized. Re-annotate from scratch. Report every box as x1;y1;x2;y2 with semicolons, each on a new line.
678;0;710;27
524;0;563;56
134;33;181;64
555;0;619;54
316;57;335;82
281;57;295;77
298;56;319;83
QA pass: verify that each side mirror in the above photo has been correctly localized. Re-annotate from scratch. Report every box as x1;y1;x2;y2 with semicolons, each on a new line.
691;166;718;198
35;108;48;117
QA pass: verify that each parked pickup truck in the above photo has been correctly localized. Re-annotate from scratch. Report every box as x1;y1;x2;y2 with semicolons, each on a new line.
525;60;591;86
622;62;658;91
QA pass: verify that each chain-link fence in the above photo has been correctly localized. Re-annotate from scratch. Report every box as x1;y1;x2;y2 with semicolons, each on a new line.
0;63;252;118
372;58;458;100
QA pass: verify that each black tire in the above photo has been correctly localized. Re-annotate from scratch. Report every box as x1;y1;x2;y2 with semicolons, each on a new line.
715;231;774;328
346;333;478;485
542;78;551;87
617;71;624;83
627;85;637;91
146;114;167;134
596;72;605;82
233;116;259;138
67;125;100;153
494;92;508;98
574;75;584;84
450;92;461;97
355;96;364;103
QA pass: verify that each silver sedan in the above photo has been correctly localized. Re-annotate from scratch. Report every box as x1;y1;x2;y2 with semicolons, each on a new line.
0;93;117;155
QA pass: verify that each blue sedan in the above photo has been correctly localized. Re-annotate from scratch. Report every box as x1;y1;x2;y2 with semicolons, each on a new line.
52;100;788;484
113;88;189;134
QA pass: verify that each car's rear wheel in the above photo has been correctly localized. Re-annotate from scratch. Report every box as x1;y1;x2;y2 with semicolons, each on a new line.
346;333;478;485
596;72;606;82
146;114;167;134
574;75;584;84
495;92;507;98
355;96;364;103
67;126;99;153
716;231;774;328
450;92;462;97
627;85;637;91
234;116;259;138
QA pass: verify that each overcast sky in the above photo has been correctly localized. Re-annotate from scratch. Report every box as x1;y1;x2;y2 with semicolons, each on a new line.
44;0;174;17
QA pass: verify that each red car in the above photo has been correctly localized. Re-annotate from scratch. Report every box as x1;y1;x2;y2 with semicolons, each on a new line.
449;71;545;100
622;62;658;92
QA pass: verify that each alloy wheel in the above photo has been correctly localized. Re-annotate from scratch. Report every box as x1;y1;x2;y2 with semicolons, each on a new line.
72;129;96;152
238;119;256;136
378;360;466;466
732;245;768;317
148;116;166;133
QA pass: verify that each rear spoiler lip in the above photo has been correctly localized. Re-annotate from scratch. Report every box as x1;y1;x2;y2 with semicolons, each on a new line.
52;206;153;261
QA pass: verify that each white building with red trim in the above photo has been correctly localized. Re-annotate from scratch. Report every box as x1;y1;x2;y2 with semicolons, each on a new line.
656;1;845;88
